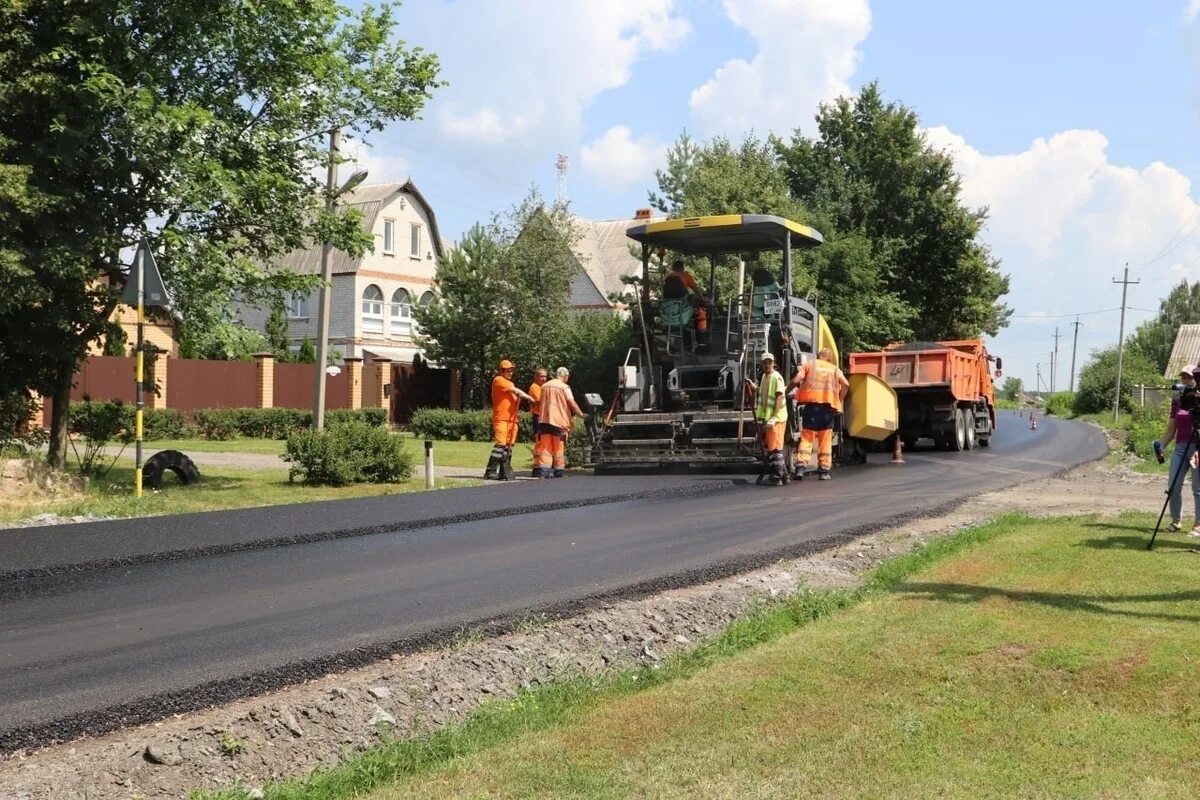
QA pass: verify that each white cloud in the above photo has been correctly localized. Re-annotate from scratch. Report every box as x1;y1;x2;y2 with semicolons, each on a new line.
580;127;668;190
1185;0;1200;23
346;144;411;185
403;0;688;166
927;125;1200;384
689;0;871;139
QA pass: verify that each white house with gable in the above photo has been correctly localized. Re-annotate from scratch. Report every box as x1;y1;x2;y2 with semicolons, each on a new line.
238;180;446;364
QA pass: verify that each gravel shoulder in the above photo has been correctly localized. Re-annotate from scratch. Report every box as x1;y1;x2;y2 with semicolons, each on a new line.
0;437;1162;800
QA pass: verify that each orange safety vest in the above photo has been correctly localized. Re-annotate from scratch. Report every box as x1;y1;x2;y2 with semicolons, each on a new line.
793;359;844;412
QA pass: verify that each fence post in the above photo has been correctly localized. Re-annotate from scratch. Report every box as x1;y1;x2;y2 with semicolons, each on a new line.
254;352;275;409
344;357;363;410
27;391;43;433
373;357;392;409
425;439;434;489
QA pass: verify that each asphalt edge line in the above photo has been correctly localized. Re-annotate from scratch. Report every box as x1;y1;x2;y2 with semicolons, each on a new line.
0;482;733;587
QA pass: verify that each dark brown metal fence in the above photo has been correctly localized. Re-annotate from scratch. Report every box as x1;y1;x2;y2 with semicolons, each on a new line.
273;362;316;409
169;359;257;411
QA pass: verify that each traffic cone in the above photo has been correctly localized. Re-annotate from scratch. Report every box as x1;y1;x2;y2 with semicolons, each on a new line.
890;435;905;465
1030;413;1038;431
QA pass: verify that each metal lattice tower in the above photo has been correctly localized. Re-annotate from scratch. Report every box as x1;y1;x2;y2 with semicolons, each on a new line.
555;154;569;204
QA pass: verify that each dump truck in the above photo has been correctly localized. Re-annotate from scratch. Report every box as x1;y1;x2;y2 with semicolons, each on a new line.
588;214;898;472
848;340;1001;451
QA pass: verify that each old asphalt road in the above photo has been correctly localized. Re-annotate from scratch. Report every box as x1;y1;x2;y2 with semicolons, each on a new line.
0;411;1104;751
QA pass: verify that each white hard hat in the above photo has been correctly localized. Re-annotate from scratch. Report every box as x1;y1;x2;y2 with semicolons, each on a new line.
761;352;775;362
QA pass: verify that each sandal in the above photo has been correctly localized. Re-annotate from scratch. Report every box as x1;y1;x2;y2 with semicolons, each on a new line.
1168;521;1183;533
1189;525;1200;538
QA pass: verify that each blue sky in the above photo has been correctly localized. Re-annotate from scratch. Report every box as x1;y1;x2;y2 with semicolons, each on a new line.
350;0;1200;392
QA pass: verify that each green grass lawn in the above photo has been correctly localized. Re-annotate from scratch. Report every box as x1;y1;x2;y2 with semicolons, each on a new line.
0;463;477;524
201;512;1200;799
135;436;510;470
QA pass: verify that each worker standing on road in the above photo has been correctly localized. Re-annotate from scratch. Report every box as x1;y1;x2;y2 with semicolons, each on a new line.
535;367;585;479
486;359;535;481
746;352;789;485
527;367;548;477
790;347;850;481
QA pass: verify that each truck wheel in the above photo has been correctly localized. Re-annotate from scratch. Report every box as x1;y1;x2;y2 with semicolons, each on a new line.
962;410;976;450
978;414;992;447
952;411;967;451
143;449;201;489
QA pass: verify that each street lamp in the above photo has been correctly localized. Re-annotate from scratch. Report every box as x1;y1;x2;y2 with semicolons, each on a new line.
312;127;368;431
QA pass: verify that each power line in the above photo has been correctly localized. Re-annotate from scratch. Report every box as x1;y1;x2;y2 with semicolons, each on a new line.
1136;209;1200;267
1009;307;1120;320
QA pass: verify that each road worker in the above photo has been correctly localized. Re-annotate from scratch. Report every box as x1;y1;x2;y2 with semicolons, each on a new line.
535;367;585;479
485;359;535;481
745;352;789;485
527;367;549;477
790;347;850;481
662;259;708;334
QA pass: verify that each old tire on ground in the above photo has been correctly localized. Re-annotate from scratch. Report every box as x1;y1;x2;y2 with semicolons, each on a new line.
143;450;201;489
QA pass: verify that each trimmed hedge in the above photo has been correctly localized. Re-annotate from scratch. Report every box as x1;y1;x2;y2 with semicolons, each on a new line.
192;407;388;440
68;402;195;441
283;419;413;485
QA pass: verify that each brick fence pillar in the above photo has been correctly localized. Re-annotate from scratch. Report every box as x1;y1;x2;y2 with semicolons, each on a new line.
254;353;275;409
344;357;363;410
27;392;43;432
147;349;168;409
372;358;391;409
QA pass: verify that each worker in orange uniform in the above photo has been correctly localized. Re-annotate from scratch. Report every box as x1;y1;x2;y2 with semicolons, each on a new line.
790;347;849;481
662;259;708;334
535;367;585;479
527;367;548;477
745;352;789;486
485;359;535;481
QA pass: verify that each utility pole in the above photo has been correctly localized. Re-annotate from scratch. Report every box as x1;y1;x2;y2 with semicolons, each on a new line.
1112;264;1140;422
1051;327;1061;394
1036;362;1043;395
312;127;341;432
1069;316;1082;392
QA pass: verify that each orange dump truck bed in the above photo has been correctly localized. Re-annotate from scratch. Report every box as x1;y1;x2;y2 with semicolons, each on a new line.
849;340;994;404
848;340;997;450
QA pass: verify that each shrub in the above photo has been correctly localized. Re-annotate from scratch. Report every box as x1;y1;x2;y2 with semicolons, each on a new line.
411;407;530;442
193;408;241;440
69;399;133;476
1127;401;1165;461
283;420;413;485
1043;392;1075;417
0;391;45;455
327;407;388;429
140;407;195;440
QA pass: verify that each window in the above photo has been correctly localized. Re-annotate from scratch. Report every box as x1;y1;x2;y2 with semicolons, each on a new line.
286;292;309;319
410;223;422;258
382;219;395;254
362;284;384;333
419;290;434;307
390;288;412;336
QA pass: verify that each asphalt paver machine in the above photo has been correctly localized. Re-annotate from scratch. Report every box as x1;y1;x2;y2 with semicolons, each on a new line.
590;214;848;472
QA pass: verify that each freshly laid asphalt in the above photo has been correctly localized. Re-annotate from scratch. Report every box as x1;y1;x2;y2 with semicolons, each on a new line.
0;412;1105;751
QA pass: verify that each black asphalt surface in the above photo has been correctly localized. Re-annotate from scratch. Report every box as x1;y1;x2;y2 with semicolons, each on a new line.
0;412;1105;751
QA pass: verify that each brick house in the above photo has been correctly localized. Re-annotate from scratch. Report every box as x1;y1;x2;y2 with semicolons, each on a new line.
237;180;446;365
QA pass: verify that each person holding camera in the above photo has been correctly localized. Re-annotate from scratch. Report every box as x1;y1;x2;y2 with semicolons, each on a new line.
1156;364;1200;535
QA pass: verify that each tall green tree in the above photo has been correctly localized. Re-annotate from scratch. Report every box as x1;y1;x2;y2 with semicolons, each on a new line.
1001;376;1024;401
414;191;580;407
0;0;440;466
265;301;291;363
1126;280;1200;375
775;82;1010;341
1073;346;1163;415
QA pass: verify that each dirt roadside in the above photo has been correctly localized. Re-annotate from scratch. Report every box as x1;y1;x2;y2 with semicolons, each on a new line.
0;444;1169;800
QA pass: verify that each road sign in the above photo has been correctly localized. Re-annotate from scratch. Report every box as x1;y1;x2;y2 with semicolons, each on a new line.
121;237;172;308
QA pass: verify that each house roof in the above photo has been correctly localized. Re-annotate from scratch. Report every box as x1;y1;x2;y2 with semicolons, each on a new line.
571;215;664;307
275;179;444;276
1166;323;1200;378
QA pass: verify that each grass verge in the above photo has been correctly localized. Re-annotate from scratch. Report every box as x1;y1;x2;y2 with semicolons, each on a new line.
190;514;1062;800
0;463;477;524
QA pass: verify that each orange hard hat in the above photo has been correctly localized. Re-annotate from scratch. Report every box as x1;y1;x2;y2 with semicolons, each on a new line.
499;359;515;370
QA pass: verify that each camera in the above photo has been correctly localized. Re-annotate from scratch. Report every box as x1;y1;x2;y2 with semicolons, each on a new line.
1180;385;1199;415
